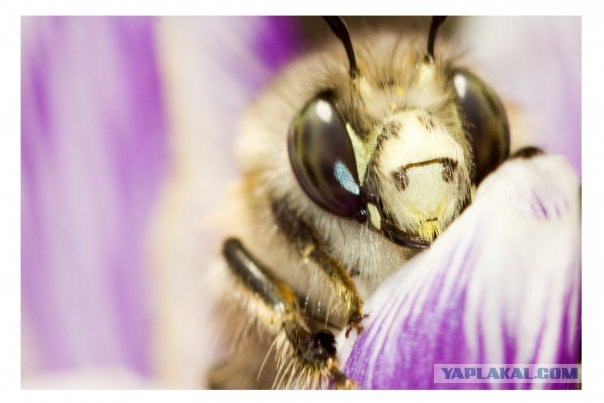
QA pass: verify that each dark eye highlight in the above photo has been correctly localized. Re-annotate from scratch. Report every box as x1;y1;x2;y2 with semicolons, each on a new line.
287;96;364;219
453;68;510;184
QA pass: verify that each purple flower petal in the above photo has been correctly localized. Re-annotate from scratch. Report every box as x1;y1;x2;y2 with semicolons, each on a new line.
340;155;580;389
22;17;168;380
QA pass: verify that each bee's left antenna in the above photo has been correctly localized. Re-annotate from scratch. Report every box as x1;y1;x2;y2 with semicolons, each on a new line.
427;16;447;62
322;16;359;79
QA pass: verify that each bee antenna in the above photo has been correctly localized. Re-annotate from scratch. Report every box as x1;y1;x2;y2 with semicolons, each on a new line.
427;16;447;62
322;16;359;79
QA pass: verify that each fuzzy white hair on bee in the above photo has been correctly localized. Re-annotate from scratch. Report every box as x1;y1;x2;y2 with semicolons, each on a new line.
213;16;515;389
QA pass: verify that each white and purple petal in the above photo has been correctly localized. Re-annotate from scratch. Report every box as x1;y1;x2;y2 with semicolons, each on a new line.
340;155;581;389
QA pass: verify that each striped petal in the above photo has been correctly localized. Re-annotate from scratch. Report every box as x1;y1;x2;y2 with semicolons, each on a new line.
340;155;581;389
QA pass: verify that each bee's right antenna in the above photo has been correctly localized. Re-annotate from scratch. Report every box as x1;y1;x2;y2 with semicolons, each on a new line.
322;16;359;79
427;16;447;62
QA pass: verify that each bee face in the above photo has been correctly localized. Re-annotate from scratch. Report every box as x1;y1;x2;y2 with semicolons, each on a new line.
286;31;505;250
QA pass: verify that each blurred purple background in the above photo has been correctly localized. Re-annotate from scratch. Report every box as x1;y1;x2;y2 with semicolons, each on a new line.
22;17;169;381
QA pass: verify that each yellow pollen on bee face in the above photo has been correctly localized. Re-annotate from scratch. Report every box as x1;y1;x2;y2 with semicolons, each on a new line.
417;221;441;241
396;86;404;96
389;103;397;111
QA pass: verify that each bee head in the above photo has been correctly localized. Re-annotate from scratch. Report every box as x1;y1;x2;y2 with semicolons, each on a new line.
287;17;509;249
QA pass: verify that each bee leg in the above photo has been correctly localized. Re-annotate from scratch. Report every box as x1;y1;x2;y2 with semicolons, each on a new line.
221;238;355;389
271;201;366;336
303;244;367;336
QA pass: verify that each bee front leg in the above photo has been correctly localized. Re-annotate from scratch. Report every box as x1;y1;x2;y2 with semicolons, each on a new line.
302;243;367;336
218;238;355;389
271;201;366;336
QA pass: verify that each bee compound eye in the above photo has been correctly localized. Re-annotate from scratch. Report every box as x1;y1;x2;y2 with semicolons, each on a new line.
287;96;364;218
453;68;510;184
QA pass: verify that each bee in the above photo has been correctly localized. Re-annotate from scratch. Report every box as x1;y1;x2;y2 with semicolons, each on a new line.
208;16;538;389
